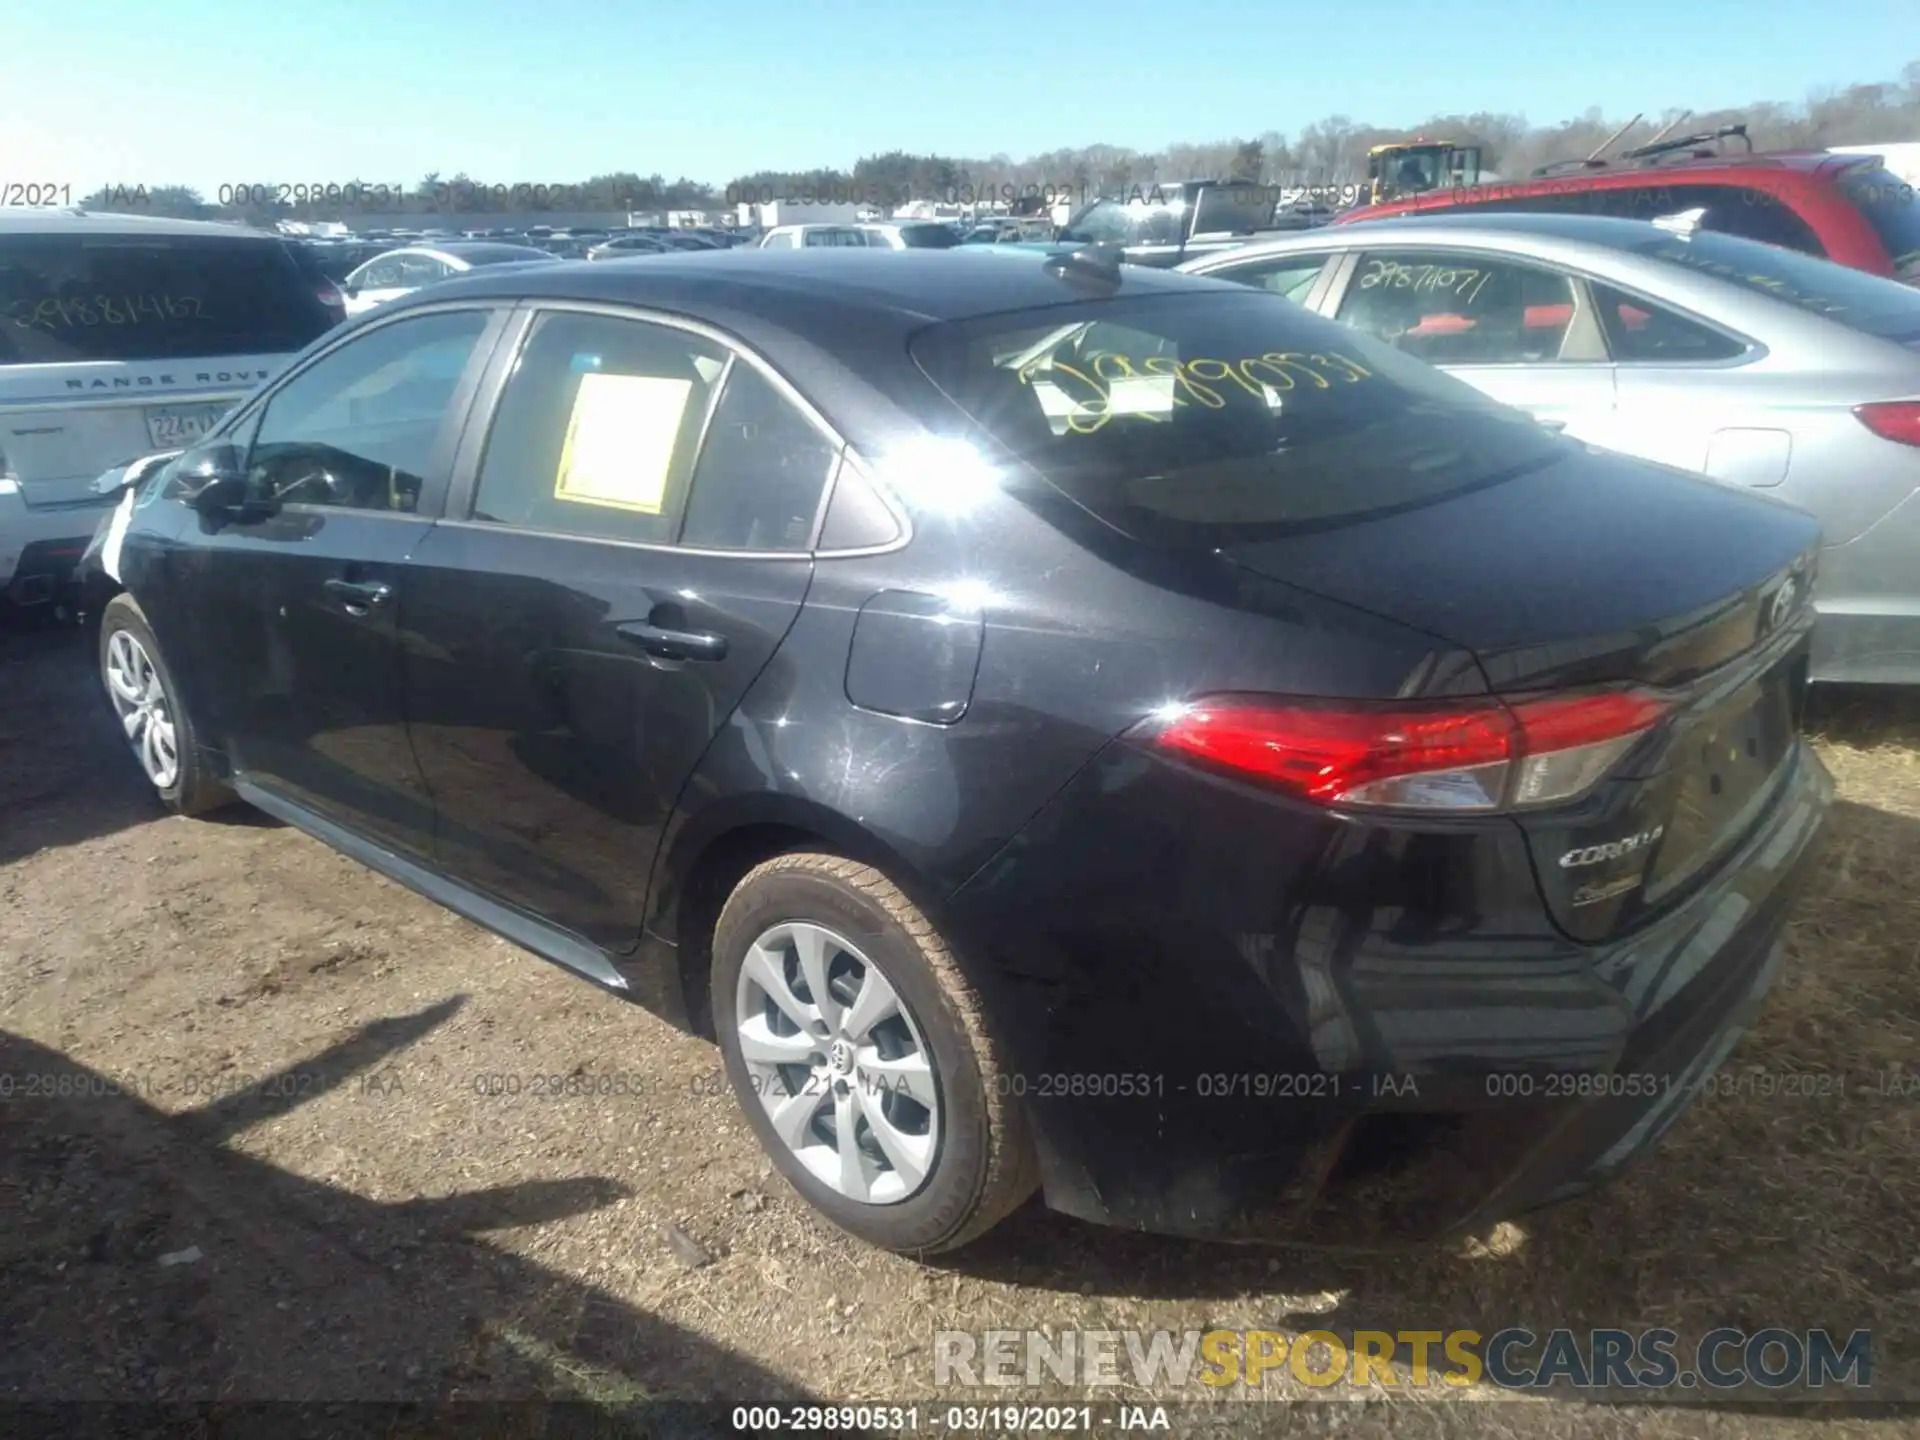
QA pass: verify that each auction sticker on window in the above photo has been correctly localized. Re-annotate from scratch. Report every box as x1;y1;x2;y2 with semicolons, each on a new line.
553;372;692;514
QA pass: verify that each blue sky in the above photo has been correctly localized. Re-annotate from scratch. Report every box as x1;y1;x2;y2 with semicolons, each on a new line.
4;0;1911;196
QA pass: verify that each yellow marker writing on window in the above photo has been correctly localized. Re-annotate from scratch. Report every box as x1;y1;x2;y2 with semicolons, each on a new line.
553;372;694;514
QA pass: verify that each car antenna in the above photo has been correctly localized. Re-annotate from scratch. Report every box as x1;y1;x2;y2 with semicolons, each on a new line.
1044;241;1127;289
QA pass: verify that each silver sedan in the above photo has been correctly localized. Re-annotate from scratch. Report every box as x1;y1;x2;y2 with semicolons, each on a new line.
1178;213;1920;684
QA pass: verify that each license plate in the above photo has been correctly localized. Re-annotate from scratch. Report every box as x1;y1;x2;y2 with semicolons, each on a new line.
144;403;229;448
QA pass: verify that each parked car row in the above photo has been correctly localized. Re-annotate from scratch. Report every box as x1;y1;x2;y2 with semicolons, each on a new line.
5;150;1908;1258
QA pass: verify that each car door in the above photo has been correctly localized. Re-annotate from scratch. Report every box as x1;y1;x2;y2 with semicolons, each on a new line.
1326;246;1618;440
1585;279;1771;478
157;303;507;855
399;305;840;951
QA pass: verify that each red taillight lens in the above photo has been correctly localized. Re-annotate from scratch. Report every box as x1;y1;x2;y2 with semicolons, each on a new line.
1145;689;1667;813
1854;401;1920;448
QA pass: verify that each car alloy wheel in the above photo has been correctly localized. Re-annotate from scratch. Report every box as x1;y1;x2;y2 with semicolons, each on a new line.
104;627;180;790
734;920;940;1204
711;852;1038;1253
96;593;233;817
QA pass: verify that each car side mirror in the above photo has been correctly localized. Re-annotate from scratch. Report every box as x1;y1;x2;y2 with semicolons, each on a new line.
180;444;254;515
343;281;360;298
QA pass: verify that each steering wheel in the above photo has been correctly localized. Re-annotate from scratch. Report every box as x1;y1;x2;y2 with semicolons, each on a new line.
275;463;351;506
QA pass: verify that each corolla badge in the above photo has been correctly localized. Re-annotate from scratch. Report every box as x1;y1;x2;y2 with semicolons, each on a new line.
1559;825;1664;869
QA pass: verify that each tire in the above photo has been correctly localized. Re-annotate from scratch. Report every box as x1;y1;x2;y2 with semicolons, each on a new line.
97;593;234;817
711;852;1038;1254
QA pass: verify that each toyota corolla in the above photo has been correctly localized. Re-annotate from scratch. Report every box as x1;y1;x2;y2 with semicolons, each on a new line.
73;247;1831;1254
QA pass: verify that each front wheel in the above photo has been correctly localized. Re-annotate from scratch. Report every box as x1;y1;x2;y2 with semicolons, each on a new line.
711;852;1037;1254
97;593;233;816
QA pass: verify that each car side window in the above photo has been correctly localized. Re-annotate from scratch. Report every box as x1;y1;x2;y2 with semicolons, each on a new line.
1588;282;1749;363
244;309;492;511
358;256;412;288
470;310;727;544
1336;250;1578;364
679;363;840;550
1209;254;1332;304
760;231;795;250
389;255;447;286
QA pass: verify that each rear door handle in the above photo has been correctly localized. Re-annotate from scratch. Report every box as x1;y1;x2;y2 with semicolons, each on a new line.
615;621;728;662
324;578;392;615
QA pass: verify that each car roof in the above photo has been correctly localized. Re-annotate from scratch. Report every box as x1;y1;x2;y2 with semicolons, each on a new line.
414;246;1229;325
1186;210;1753;262
1347;149;1872;221
0;208;281;241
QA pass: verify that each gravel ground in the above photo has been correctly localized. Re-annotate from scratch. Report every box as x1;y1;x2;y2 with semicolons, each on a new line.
3;604;1916;1437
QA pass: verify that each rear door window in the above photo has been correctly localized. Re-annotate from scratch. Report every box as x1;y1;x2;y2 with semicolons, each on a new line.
0;232;335;364
1588;284;1749;362
909;290;1560;544
1335;250;1579;363
470;310;728;545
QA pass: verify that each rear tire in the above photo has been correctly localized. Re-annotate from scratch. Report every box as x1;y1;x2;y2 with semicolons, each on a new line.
97;593;233;817
711;851;1037;1254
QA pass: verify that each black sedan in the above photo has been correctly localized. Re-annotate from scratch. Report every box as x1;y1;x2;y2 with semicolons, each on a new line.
72;248;1831;1254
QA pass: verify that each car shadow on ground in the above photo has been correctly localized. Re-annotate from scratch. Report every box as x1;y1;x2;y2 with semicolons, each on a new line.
0;1006;822;1430
938;773;1920;1408
0;606;283;869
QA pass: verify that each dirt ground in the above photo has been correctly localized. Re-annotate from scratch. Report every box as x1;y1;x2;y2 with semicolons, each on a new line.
3;601;1917;1438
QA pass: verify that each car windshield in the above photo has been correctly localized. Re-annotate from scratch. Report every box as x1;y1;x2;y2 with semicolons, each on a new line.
1837;166;1920;283
0;232;336;364
908;289;1562;544
1630;226;1920;341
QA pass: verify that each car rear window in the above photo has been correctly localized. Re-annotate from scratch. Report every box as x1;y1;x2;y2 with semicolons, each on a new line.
898;225;959;249
1837;166;1920;283
451;244;561;266
0;232;334;365
1629;227;1920;342
909;289;1562;543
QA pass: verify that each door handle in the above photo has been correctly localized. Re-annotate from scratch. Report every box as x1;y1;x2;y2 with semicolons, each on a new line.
1539;418;1568;432
615;621;728;662
324;577;392;615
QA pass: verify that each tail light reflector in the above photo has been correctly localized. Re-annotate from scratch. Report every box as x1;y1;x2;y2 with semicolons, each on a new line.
1142;689;1668;812
1853;401;1920;448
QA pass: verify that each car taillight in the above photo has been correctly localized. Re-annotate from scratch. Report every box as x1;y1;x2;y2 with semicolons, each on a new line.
1140;689;1668;812
1853;401;1920;448
317;281;343;308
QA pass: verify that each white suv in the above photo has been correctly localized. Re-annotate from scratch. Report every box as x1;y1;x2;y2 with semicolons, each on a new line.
0;208;337;604
756;221;961;250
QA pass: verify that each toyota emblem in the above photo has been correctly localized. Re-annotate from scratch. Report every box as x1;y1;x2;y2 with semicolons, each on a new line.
1766;576;1799;634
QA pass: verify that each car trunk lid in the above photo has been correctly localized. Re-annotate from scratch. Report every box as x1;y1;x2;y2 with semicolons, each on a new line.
1213;446;1821;940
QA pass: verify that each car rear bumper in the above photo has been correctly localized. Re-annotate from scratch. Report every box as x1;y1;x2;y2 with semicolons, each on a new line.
948;737;1832;1244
